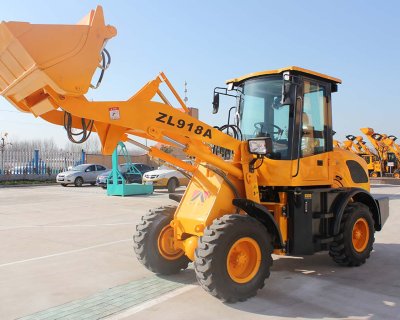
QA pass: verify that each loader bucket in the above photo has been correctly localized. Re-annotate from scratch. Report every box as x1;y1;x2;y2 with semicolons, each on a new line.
360;128;374;135
0;6;116;115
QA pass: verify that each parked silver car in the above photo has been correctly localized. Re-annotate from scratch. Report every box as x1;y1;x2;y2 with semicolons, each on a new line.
56;164;108;187
96;163;153;189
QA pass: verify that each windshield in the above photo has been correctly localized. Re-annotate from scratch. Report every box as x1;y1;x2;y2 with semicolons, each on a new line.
159;165;171;170
71;164;88;171
118;164;130;173
238;76;291;160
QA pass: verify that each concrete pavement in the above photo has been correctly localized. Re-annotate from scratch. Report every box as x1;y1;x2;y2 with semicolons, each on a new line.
0;184;399;319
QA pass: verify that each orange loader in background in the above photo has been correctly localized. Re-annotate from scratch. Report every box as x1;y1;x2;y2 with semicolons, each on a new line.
360;128;399;178
0;6;389;302
381;135;400;178
344;134;381;177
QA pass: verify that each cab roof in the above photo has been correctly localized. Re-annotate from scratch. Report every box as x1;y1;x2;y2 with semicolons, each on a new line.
226;66;342;85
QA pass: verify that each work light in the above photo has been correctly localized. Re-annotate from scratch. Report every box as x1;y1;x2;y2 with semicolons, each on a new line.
248;138;272;155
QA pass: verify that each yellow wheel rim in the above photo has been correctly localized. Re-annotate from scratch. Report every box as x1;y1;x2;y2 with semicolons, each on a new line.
157;225;184;260
371;172;378;178
394;173;400;179
227;237;261;284
352;218;370;253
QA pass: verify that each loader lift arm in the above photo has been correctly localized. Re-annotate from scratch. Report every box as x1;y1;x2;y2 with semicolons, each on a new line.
37;75;244;179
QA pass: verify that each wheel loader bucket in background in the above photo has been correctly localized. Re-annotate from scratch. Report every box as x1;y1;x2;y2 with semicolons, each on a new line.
0;5;116;116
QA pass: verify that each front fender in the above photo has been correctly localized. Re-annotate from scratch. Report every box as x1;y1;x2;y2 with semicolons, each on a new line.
232;198;284;248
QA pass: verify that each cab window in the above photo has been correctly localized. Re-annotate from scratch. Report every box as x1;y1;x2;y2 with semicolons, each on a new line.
301;81;328;157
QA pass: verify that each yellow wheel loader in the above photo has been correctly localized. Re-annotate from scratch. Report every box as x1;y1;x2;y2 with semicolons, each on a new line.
360;128;399;178
381;135;400;178
0;6;389;302
345;134;381;177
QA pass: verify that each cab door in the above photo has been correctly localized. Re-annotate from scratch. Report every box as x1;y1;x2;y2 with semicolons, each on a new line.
296;79;331;183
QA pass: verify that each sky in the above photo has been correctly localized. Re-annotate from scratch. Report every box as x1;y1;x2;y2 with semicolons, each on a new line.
0;0;399;150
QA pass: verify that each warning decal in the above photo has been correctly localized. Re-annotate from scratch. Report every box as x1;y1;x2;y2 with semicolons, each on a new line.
109;107;120;120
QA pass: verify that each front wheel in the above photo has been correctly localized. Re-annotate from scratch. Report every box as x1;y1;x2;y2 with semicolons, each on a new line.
329;202;375;266
133;206;190;274
194;214;273;303
74;177;84;187
167;178;178;193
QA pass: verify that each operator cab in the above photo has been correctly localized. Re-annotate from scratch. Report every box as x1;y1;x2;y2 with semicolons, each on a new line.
220;66;341;162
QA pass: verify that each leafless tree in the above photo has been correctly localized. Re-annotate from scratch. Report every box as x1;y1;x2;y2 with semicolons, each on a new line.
64;135;101;154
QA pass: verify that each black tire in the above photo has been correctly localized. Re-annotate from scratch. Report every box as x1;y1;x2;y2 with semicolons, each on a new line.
74;177;84;187
101;185;107;189
90;182;96;186
167;178;178;193
61;184;68;187
329;202;375;267
133;206;190;274
194;214;273;303
370;171;379;178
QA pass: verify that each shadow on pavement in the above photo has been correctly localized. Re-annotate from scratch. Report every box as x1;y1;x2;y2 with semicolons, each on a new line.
159;243;400;319
229;243;400;319
157;267;197;285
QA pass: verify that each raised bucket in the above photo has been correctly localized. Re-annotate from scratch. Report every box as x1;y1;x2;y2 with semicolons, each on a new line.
0;6;116;115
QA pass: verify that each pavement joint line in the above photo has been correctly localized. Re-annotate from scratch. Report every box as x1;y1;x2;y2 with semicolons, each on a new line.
0;222;136;231
0;239;131;268
18;276;196;320
103;285;197;320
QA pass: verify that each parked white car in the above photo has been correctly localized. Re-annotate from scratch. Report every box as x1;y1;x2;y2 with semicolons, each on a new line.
142;160;192;192
56;164;107;187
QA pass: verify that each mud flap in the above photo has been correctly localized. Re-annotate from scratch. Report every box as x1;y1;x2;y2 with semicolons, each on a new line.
375;197;389;228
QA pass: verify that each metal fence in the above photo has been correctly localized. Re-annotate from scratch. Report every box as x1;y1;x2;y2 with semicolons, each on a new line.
0;149;85;175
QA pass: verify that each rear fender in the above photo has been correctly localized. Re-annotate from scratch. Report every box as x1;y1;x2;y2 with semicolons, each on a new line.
331;188;388;234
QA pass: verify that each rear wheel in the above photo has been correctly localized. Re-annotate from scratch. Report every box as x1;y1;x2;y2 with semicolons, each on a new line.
133;206;190;274
167;178;178;193
74;177;84;187
329;202;375;266
194;214;273;302
393;171;400;179
90;182;96;186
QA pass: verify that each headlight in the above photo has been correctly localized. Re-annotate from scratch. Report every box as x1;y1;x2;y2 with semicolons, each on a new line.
248;138;272;155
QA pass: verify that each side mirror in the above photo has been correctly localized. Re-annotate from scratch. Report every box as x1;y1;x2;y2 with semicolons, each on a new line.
281;72;295;105
212;93;220;114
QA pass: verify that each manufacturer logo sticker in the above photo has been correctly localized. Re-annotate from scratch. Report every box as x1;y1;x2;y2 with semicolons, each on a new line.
190;190;210;203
